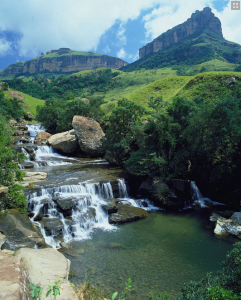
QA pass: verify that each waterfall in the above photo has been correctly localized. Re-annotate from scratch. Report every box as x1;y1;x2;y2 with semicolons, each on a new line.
190;181;206;207
118;179;128;198
27;180;159;248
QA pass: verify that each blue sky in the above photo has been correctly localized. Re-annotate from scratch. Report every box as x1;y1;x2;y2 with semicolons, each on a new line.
0;0;240;70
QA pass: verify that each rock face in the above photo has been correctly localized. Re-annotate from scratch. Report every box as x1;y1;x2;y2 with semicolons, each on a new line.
47;129;78;154
9;91;25;100
72;116;105;157
34;131;52;145
139;7;223;59
3;48;129;77
210;212;241;238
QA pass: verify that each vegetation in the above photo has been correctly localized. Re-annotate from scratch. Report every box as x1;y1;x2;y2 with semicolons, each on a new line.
0;90;26;214
176;242;241;299
29;280;61;300
121;29;241;72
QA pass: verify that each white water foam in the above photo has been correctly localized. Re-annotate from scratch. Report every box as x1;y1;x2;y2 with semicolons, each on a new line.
27;180;158;248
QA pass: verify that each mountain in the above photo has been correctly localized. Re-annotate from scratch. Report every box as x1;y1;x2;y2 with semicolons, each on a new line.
121;7;241;72
2;48;128;77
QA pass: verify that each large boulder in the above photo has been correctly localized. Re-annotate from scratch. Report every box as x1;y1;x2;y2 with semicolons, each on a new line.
109;205;148;224
47;129;78;154
0;212;47;250
34;131;52;145
210;213;241;238
102;198;118;214
72;116;105;157
16;248;78;300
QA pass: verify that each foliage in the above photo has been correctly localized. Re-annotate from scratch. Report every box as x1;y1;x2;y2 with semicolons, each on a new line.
30;281;61;300
46;280;61;300
0;89;24;120
149;292;171;299
29;283;42;300
0;106;26;214
74;281;107;300
176;243;241;300
102;98;147;166
104;278;132;300
36;96;104;133
121;29;241;72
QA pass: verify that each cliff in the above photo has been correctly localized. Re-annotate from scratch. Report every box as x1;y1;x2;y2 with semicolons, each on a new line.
3;48;128;77
139;7;222;59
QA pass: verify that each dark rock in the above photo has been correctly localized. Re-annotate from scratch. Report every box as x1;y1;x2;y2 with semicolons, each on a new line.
109;205;148;224
20;162;35;169
41;218;64;236
58;247;79;257
231;212;241;226
102;198;118;214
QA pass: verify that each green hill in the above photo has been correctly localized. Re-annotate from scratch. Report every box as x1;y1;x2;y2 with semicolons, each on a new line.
4;89;44;116
121;29;241;73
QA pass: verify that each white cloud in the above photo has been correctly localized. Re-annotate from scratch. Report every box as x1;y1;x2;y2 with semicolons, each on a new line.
216;1;241;45
0;38;11;56
103;45;111;53
0;0;240;62
117;23;127;46
117;47;127;59
0;0;161;58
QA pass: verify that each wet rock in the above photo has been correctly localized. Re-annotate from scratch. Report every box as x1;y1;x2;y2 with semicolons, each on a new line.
231;212;241;225
109;205;148;224
34;131;52;145
58;247;79;257
72;115;105;157
0;211;47;250
20;137;30;143
20;162;35;169
104;243;123;249
47;130;78;154
41;218;64;236
53;197;77;217
102;198;118;214
17;172;47;187
210;213;241;238
0;232;6;249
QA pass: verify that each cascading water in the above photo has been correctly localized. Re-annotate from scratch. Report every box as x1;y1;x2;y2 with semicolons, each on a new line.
27;180;158;248
26;124;46;142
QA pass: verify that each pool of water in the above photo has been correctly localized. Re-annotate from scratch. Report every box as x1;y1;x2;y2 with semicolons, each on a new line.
66;210;234;299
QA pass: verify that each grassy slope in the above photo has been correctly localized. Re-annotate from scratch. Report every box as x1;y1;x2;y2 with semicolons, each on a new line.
92;68;177;103
4;89;44;116
35;51;103;60
101;71;241;114
177;71;241;101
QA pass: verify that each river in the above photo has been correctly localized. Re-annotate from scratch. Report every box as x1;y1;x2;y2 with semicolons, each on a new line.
19;125;234;299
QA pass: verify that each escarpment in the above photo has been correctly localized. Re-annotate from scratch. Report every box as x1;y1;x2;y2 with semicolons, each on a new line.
139;7;223;59
3;48;128;77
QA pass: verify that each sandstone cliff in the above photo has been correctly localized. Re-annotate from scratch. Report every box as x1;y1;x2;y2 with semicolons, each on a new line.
3;48;128;77
139;7;222;59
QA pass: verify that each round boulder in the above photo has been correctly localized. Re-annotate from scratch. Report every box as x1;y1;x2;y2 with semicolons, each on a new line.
72;116;105;157
35;131;52;145
47;129;78;154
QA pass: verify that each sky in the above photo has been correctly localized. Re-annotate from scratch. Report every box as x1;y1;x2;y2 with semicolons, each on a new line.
0;0;240;70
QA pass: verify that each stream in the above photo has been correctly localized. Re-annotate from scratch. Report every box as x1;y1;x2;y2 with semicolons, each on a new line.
19;125;234;299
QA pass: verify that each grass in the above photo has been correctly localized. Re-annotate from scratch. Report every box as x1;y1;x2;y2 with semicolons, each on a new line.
101;71;241;113
37;50;103;59
74;282;107;300
186;59;237;74
4;89;44;116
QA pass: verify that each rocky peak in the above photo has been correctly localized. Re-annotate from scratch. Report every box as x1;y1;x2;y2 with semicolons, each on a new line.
139;7;223;59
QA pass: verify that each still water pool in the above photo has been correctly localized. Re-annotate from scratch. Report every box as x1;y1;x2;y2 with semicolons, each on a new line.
67;210;234;299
